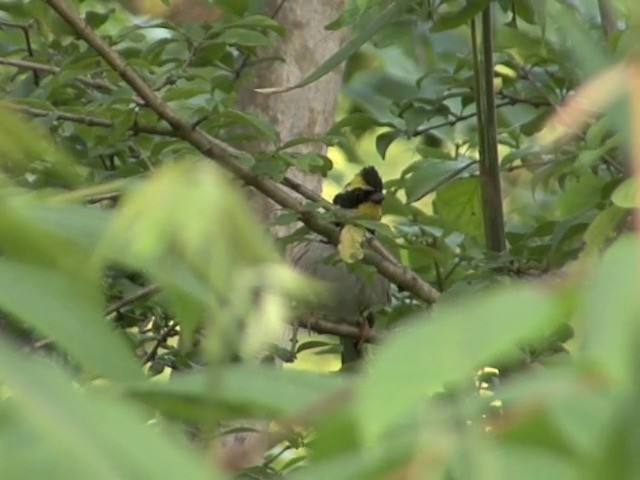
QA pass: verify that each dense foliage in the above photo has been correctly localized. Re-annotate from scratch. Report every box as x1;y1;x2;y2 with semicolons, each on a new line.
0;0;639;478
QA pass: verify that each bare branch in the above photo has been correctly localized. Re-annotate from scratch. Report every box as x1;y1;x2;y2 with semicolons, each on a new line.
44;0;440;305
414;96;549;137
85;192;121;204
0;20;39;85
33;284;162;351
302;316;381;343
10;103;174;136
0;57;115;91
142;322;178;365
104;284;161;316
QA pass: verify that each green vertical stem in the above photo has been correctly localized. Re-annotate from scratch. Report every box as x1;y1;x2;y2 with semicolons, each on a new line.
470;18;486;157
474;6;506;252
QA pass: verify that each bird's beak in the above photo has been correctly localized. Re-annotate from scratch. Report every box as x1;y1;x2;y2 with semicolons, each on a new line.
370;191;385;204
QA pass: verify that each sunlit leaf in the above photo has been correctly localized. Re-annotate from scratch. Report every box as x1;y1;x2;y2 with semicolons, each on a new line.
433;0;491;32
433;177;484;240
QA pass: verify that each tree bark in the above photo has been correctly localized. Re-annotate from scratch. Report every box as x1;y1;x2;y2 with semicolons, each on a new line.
241;1;346;232
132;1;348;469
218;0;348;471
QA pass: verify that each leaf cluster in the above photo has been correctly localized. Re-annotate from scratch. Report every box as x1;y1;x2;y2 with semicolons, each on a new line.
0;0;637;479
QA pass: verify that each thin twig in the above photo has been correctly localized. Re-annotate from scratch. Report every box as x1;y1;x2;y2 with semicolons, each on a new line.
414;96;548;137
497;92;550;108
33;284;162;351
302;315;381;343
0;57;115;91
85;192;121;204
142;322;178;365
230;0;289;81
262;444;293;468
9;103;174;136
44;0;439;305
0;20;39;85
108;285;384;343
502;159;556;172
104;284;161;316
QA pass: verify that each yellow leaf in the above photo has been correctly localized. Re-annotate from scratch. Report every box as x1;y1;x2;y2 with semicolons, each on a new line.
338;224;366;263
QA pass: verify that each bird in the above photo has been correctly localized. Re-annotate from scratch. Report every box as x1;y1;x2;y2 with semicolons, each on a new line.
290;166;391;367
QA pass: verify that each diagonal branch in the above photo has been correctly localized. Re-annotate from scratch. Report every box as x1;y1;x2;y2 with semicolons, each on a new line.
142;321;178;365
104;284;161;316
44;0;439;305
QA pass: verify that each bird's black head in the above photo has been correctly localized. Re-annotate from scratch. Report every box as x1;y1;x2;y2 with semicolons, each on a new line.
332;166;384;219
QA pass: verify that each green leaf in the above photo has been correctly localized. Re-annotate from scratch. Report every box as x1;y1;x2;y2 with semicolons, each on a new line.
224;15;284;35
255;1;410;94
221;110;279;141
325;1;363;31
547;392;617;458
129;365;344;420
581;235;640;386
432;0;491;32
98;162;289;359
375;130;401;159
575;134;621;170
520;110;551;136
296;339;334;354
612;177;639;208
283;151;333;175
331;112;383;133
0;259;142;382
402;158;476;203
84;9;113;29
162;84;209;102
276;135;336;152
358;286;556;443
583;205;626;253
212;28;271;47
546;2;609;76
0;106;82;185
11;201;111;250
432;176;484;240
512;0;538;25
0;337;217;480
476;444;580;480
0;195;140;382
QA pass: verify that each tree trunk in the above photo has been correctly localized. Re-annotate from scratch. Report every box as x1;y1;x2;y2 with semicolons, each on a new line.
136;0;347;470
241;1;346;231
218;0;348;471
